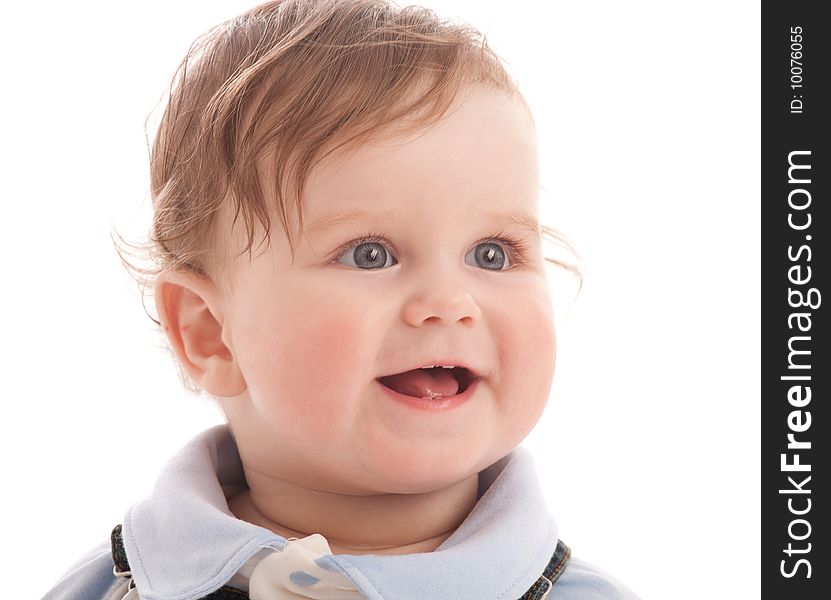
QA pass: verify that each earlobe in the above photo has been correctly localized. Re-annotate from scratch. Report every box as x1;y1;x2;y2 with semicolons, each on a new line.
154;272;247;397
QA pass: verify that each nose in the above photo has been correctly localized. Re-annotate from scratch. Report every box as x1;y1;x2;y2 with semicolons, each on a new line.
401;283;482;327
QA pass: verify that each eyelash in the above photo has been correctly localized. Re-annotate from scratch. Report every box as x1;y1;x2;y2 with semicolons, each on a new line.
332;230;531;270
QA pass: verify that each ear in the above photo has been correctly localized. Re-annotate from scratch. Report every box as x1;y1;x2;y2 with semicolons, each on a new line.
154;271;247;397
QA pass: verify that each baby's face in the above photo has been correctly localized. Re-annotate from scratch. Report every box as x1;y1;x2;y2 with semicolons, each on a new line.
218;87;555;494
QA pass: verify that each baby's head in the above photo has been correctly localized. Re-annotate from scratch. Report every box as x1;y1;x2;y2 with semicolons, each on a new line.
123;0;579;495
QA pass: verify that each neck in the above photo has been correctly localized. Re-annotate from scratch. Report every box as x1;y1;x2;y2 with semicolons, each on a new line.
227;467;480;555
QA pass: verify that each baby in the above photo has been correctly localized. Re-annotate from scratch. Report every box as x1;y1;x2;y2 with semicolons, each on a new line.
44;1;640;599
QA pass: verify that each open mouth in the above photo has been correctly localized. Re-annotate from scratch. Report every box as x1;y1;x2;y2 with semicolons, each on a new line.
376;366;479;399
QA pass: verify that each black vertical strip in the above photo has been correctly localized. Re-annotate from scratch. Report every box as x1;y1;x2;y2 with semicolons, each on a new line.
762;3;830;599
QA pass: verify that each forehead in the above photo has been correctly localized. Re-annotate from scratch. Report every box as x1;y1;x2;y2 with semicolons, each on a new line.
300;87;539;231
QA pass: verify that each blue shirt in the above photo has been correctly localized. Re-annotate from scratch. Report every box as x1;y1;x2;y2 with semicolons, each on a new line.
43;425;641;600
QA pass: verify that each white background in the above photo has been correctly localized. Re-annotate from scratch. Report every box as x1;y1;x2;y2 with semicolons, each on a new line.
1;1;759;598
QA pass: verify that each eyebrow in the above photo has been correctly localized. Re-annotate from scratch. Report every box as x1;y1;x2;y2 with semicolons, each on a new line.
494;210;542;237
304;208;398;234
304;208;541;236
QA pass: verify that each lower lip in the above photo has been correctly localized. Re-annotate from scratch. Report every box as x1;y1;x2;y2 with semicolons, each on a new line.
375;378;482;411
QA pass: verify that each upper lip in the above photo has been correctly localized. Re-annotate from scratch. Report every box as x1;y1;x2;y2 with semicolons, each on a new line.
377;360;484;379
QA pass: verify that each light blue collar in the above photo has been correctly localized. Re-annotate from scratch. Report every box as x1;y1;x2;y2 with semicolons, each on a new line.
122;425;559;600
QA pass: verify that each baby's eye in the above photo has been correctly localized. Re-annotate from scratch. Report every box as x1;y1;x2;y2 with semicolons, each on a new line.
334;236;397;270
465;241;512;271
333;235;527;270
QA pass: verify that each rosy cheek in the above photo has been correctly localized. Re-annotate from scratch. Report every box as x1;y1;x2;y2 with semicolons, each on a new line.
500;293;556;396
264;311;372;395
525;303;556;366
505;282;554;340
314;312;368;353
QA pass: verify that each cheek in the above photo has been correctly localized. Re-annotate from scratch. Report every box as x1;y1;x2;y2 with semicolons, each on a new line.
231;289;378;432
527;294;556;365
493;284;556;417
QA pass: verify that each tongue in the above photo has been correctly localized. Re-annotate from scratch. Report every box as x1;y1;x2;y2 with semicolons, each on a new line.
380;368;460;398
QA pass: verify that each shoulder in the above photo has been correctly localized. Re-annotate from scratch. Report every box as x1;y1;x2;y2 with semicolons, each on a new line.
42;538;127;600
554;555;642;600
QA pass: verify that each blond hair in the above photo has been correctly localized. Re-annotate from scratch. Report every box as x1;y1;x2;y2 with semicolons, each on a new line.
116;0;581;330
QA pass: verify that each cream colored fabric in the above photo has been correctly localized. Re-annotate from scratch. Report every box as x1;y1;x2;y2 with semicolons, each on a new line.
237;534;363;600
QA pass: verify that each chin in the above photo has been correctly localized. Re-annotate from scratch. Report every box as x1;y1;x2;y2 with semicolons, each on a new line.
358;441;489;493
